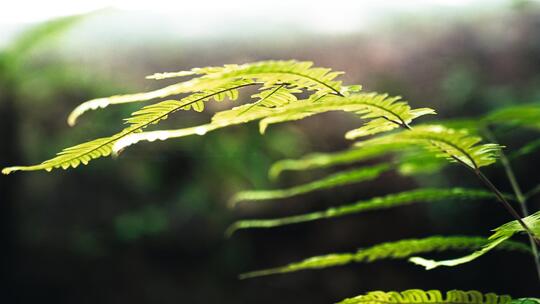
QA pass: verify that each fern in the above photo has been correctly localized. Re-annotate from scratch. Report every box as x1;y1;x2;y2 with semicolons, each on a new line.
268;142;408;179
410;211;540;270
239;236;529;279
226;188;495;235
67;60;345;125
259;93;435;138
4;60;539;298
482;103;540;130
111;92;435;153
337;289;515;304
6;61;437;173
355;125;501;169
2;80;255;174
229;164;390;207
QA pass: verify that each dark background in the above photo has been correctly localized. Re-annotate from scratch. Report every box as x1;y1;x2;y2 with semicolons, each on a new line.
2;2;540;303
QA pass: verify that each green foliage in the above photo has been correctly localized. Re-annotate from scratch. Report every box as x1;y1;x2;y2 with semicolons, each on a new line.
410;211;540;270
354;125;501;169
239;236;530;278
4;60;540;299
229;164;390;207
269;142;409;179
226;188;495;235
3;61;436;174
337;289;516;304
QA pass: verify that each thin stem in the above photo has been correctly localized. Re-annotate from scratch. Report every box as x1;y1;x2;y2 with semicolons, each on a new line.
483;128;540;280
396;122;540;245
474;169;540;246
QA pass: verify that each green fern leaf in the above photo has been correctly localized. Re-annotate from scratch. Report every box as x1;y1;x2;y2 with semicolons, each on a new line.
229;164;391;207
259;93;435;136
482;103;540;130
410;211;540;269
3;81;255;174
67;60;345;125
113;93;434;152
268;142;444;179
226;188;495;235
356;125;501;169
239;236;529;278
337;289;513;304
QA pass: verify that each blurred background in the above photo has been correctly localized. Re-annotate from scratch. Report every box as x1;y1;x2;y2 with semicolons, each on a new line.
2;0;540;303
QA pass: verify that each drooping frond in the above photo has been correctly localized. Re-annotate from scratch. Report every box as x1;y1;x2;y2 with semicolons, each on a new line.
226;188;495;235
239;236;529;279
259;93;435;136
410;211;540;270
229;164;390;207
67;60;346;125
337;289;513;304
3;81;255;174
356;125;501;169
112;93;435;153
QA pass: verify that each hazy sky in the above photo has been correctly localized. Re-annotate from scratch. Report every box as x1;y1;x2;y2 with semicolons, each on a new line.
0;0;512;27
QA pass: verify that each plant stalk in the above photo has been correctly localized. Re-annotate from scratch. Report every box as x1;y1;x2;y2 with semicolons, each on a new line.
483;128;540;281
474;169;540;246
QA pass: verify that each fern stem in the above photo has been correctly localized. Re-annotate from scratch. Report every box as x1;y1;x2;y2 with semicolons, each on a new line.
474;169;540;246
483;128;540;282
398;123;540;246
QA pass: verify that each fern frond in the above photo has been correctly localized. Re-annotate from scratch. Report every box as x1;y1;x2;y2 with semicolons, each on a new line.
410;211;540;270
113;93;434;153
239;236;529;278
356;125;501;169
3;81;255;174
268;142;445;179
259;93;435;136
67;60;345;125
337;289;513;304
229;164;391;207
226;188;494;235
482;103;540;130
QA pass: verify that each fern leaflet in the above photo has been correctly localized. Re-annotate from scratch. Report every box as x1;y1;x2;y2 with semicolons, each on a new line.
229;164;390;207
355;125;501;169
240;236;529;279
337;289;514;304
226;188;495;235
410;211;540;269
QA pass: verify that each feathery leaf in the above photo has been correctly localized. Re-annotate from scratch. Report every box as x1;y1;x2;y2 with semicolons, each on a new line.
482;103;540;130
67;60;345;125
113;93;434;153
226;188;495;235
3;81;255;174
240;236;529;278
229;164;391;207
337;289;513;304
410;211;540;269
355;125;501;169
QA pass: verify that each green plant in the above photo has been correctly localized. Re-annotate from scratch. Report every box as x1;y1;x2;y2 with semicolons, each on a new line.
3;61;540;302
